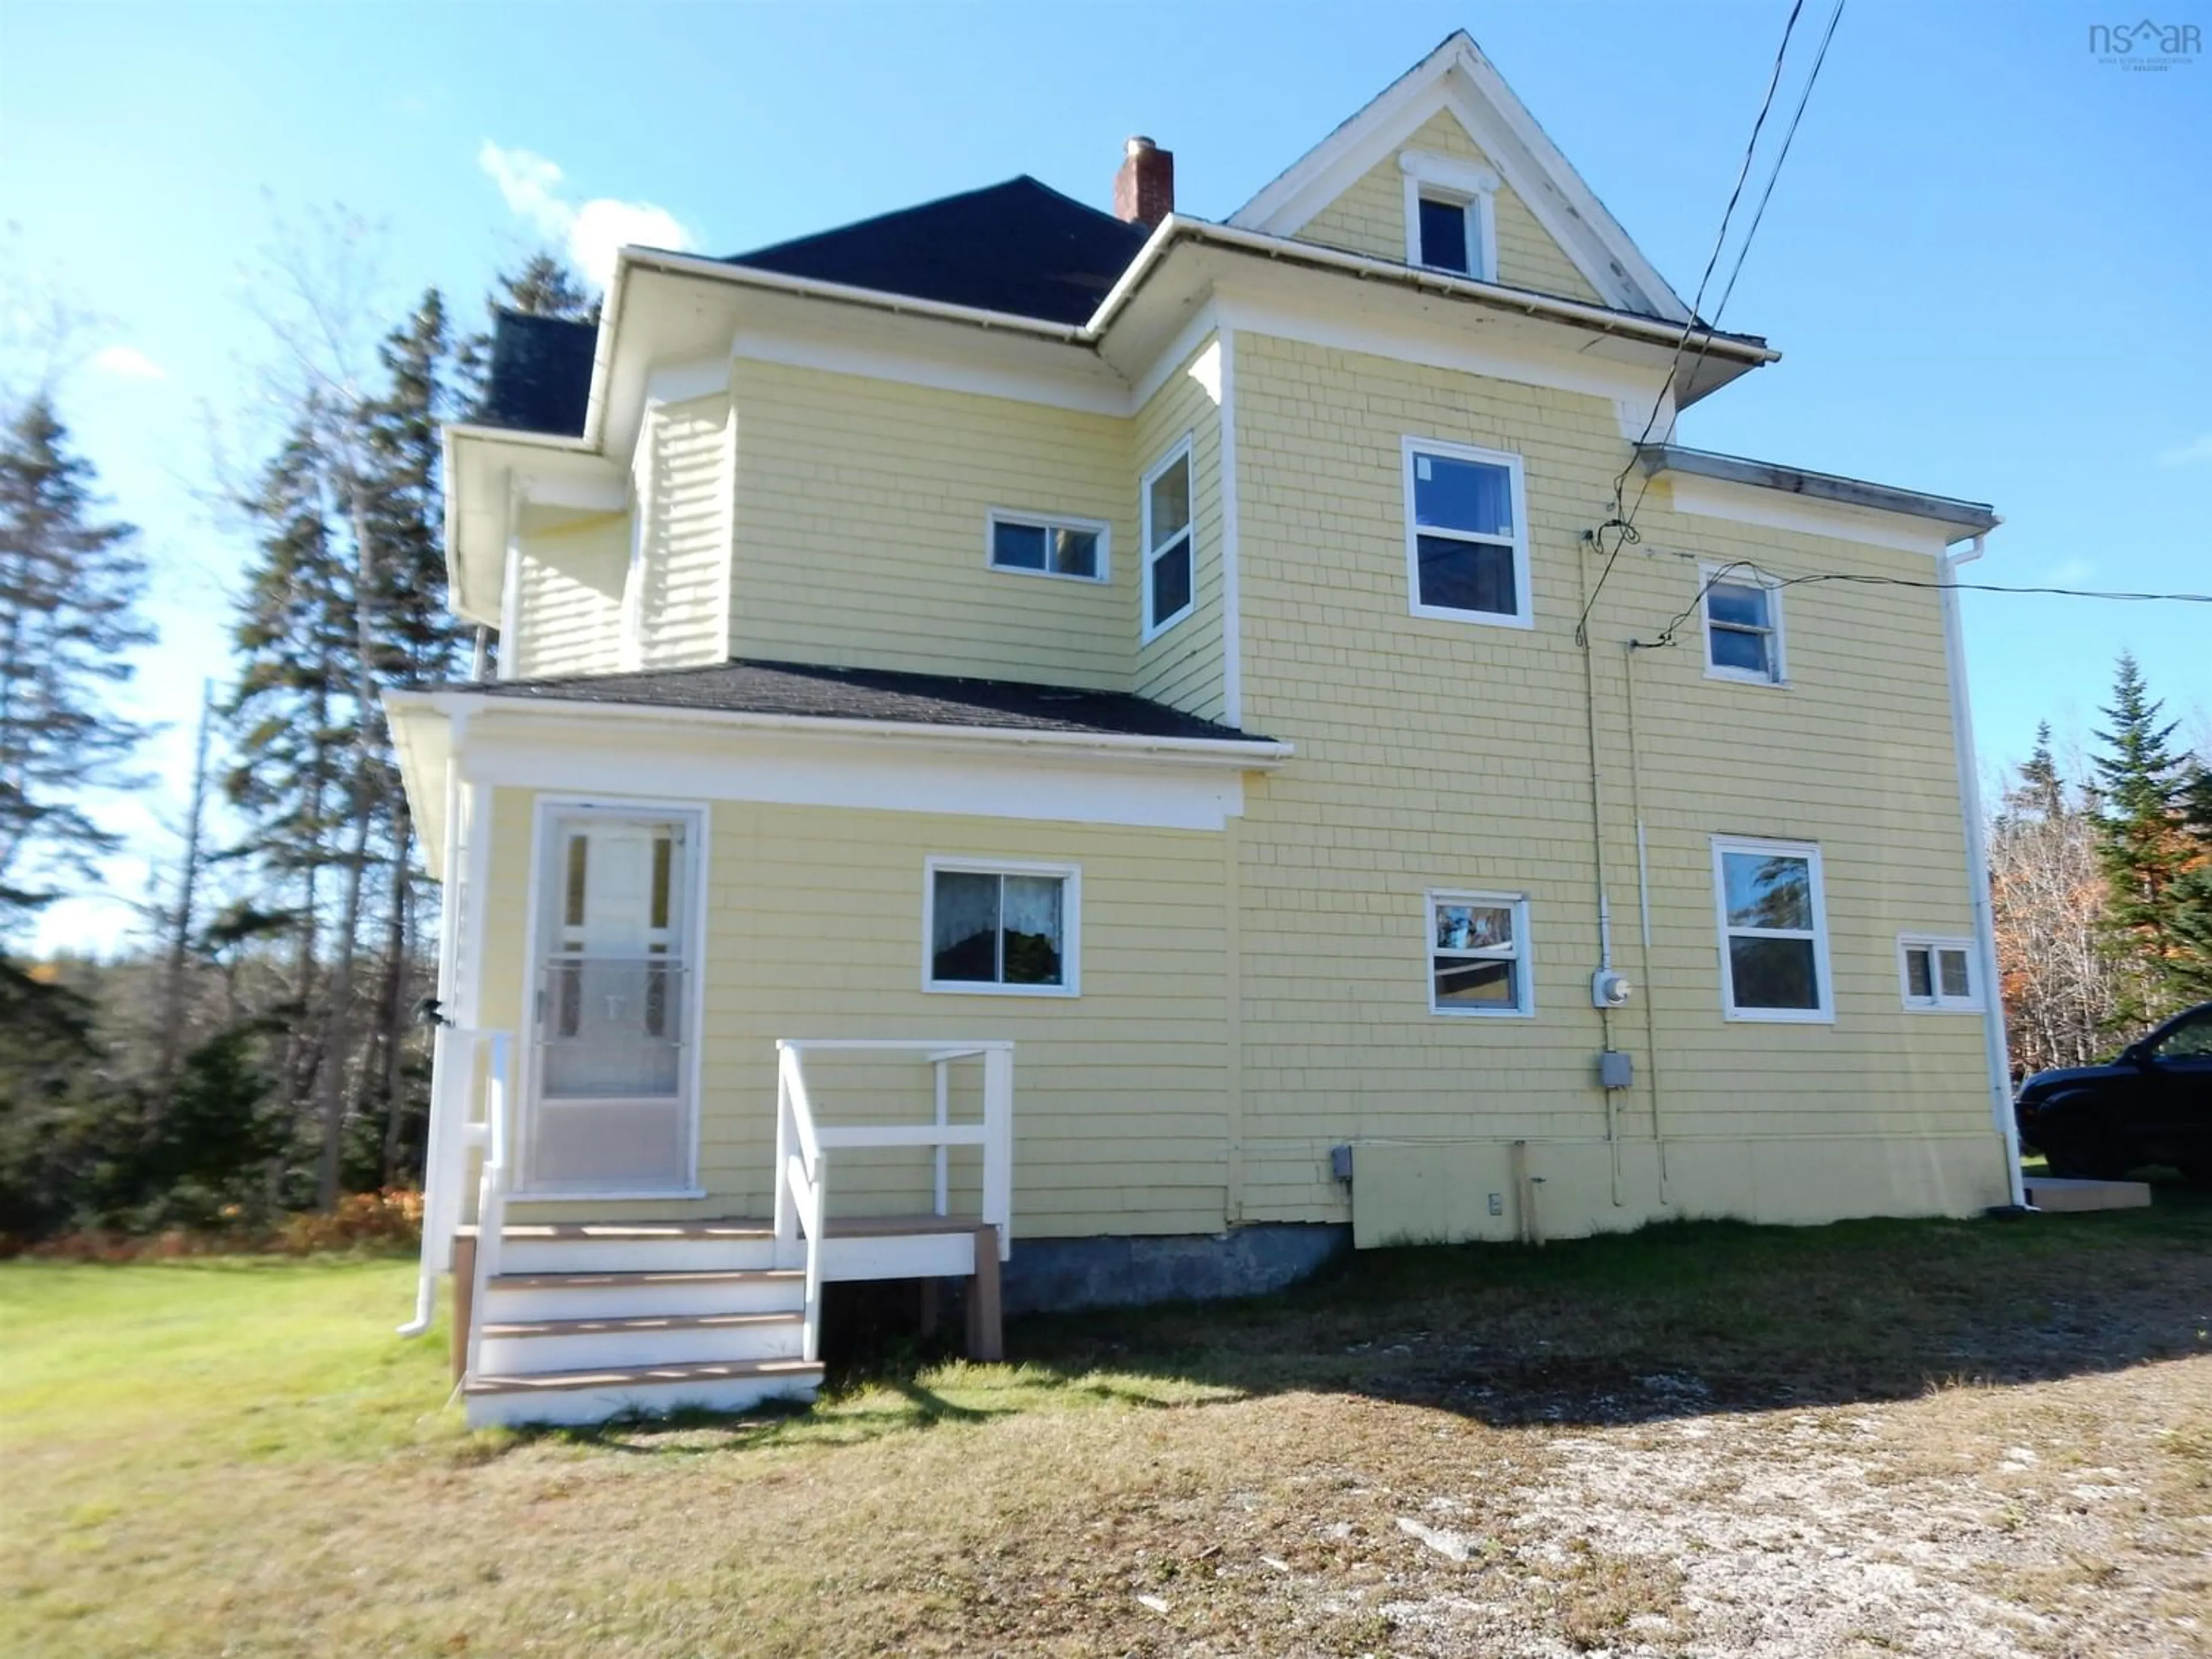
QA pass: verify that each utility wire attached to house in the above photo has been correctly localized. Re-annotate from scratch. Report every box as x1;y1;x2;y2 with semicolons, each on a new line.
1578;0;1848;644
1632;554;2212;657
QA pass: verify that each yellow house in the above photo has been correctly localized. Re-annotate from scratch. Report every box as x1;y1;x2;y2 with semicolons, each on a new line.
389;32;2017;1426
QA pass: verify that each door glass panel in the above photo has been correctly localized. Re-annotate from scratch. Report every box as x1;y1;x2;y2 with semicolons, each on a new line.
531;813;693;1191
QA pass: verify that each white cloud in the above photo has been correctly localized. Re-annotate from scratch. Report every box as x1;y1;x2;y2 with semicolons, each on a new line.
2156;432;2212;468
2044;557;2098;587
90;344;165;380
476;140;692;289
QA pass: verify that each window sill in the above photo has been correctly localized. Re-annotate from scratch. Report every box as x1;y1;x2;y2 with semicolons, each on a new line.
1704;666;1789;687
1408;601;1535;631
1430;1005;1536;1019
989;562;1109;586
1140;608;1195;646
1721;1007;1835;1025
924;981;1081;999
1902;1001;1983;1014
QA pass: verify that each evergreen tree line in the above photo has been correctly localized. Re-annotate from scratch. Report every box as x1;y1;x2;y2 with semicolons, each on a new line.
0;252;593;1240
1990;652;2212;1080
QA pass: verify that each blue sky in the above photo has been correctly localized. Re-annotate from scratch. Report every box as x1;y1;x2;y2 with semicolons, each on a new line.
3;1;2207;952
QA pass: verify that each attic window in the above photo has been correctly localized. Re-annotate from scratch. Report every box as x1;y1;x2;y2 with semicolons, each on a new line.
1400;152;1499;281
1417;194;1474;275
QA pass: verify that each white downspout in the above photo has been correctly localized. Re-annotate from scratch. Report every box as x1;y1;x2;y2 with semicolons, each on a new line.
1940;533;2026;1209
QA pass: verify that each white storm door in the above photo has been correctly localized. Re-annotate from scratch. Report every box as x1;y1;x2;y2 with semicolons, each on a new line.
524;809;698;1194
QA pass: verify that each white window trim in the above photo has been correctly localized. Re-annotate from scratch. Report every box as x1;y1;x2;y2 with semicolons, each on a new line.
1699;562;1788;686
1140;435;1197;644
1897;934;1982;1012
1400;151;1499;281
985;507;1112;584
1426;888;1535;1018
513;794;711;1198
1711;835;1835;1024
922;855;1082;998
1402;436;1533;630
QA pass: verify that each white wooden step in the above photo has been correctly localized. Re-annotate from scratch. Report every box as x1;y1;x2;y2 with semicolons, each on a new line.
476;1310;804;1374
486;1222;779;1275
463;1357;823;1429
483;1267;804;1323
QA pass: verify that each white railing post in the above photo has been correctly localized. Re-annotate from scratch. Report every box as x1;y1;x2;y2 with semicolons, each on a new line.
773;1048;795;1260
982;1044;1014;1264
463;1032;513;1388
933;1057;950;1218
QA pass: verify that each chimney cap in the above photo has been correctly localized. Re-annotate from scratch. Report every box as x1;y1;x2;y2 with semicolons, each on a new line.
1126;135;1157;156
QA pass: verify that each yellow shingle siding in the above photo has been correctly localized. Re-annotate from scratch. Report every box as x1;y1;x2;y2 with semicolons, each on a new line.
476;790;1234;1237
1229;330;1998;1229
509;514;627;679
1133;335;1228;722
728;360;1137;688
635;392;732;669
1294;110;1607;306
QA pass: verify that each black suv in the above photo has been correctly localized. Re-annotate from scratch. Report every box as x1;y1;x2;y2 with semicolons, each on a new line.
2014;1001;2212;1184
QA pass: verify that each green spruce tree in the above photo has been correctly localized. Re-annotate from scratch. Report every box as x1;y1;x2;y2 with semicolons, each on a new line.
2090;653;2190;1026
0;395;153;932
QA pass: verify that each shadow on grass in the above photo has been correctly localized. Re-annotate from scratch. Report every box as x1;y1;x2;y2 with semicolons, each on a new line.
509;1181;2212;1452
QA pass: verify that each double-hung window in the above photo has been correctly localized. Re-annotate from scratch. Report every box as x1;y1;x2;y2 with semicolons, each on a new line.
1712;836;1833;1021
988;510;1107;582
1141;439;1194;639
1899;935;1979;1011
1403;438;1532;627
1702;566;1785;683
925;858;1080;996
1429;890;1533;1016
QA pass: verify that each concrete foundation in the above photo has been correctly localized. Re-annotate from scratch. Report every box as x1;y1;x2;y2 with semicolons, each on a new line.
1002;1223;1350;1316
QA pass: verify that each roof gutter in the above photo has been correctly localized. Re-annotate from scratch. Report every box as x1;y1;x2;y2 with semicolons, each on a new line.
1085;215;1778;367
1637;444;1999;532
384;686;1294;768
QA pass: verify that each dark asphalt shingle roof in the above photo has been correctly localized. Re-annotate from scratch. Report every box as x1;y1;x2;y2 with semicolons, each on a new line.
462;658;1270;744
724;176;1149;327
474;311;596;437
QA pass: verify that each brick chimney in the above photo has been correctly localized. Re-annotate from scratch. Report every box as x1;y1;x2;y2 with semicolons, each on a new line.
1113;136;1174;229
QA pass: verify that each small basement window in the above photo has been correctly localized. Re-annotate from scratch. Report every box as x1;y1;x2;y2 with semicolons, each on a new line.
988;510;1107;582
1142;439;1195;639
1702;567;1785;683
1429;890;1532;1016
1899;935;1979;1011
1712;836;1833;1021
1403;438;1532;627
925;859;1079;996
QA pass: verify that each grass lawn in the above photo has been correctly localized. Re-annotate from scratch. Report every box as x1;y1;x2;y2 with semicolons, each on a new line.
4;1191;2209;1658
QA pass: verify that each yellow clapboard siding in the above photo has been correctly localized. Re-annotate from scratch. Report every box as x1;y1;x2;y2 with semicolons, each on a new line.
510;515;626;679
636;393;732;669
729;359;1137;688
1294;110;1606;305
1225;330;2003;1228
1132;335;1228;722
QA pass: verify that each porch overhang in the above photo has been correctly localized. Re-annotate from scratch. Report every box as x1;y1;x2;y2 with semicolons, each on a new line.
387;686;1292;878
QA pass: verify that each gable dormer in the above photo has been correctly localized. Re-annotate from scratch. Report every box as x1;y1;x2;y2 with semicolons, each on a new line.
1229;32;1688;321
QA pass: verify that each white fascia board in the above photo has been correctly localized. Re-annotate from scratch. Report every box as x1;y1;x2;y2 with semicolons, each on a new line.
1112;222;1773;374
384;691;457;876
1224;31;1690;323
1659;473;1957;556
619;245;1092;343
389;688;1290;771
384;692;1289;833
732;324;1132;418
